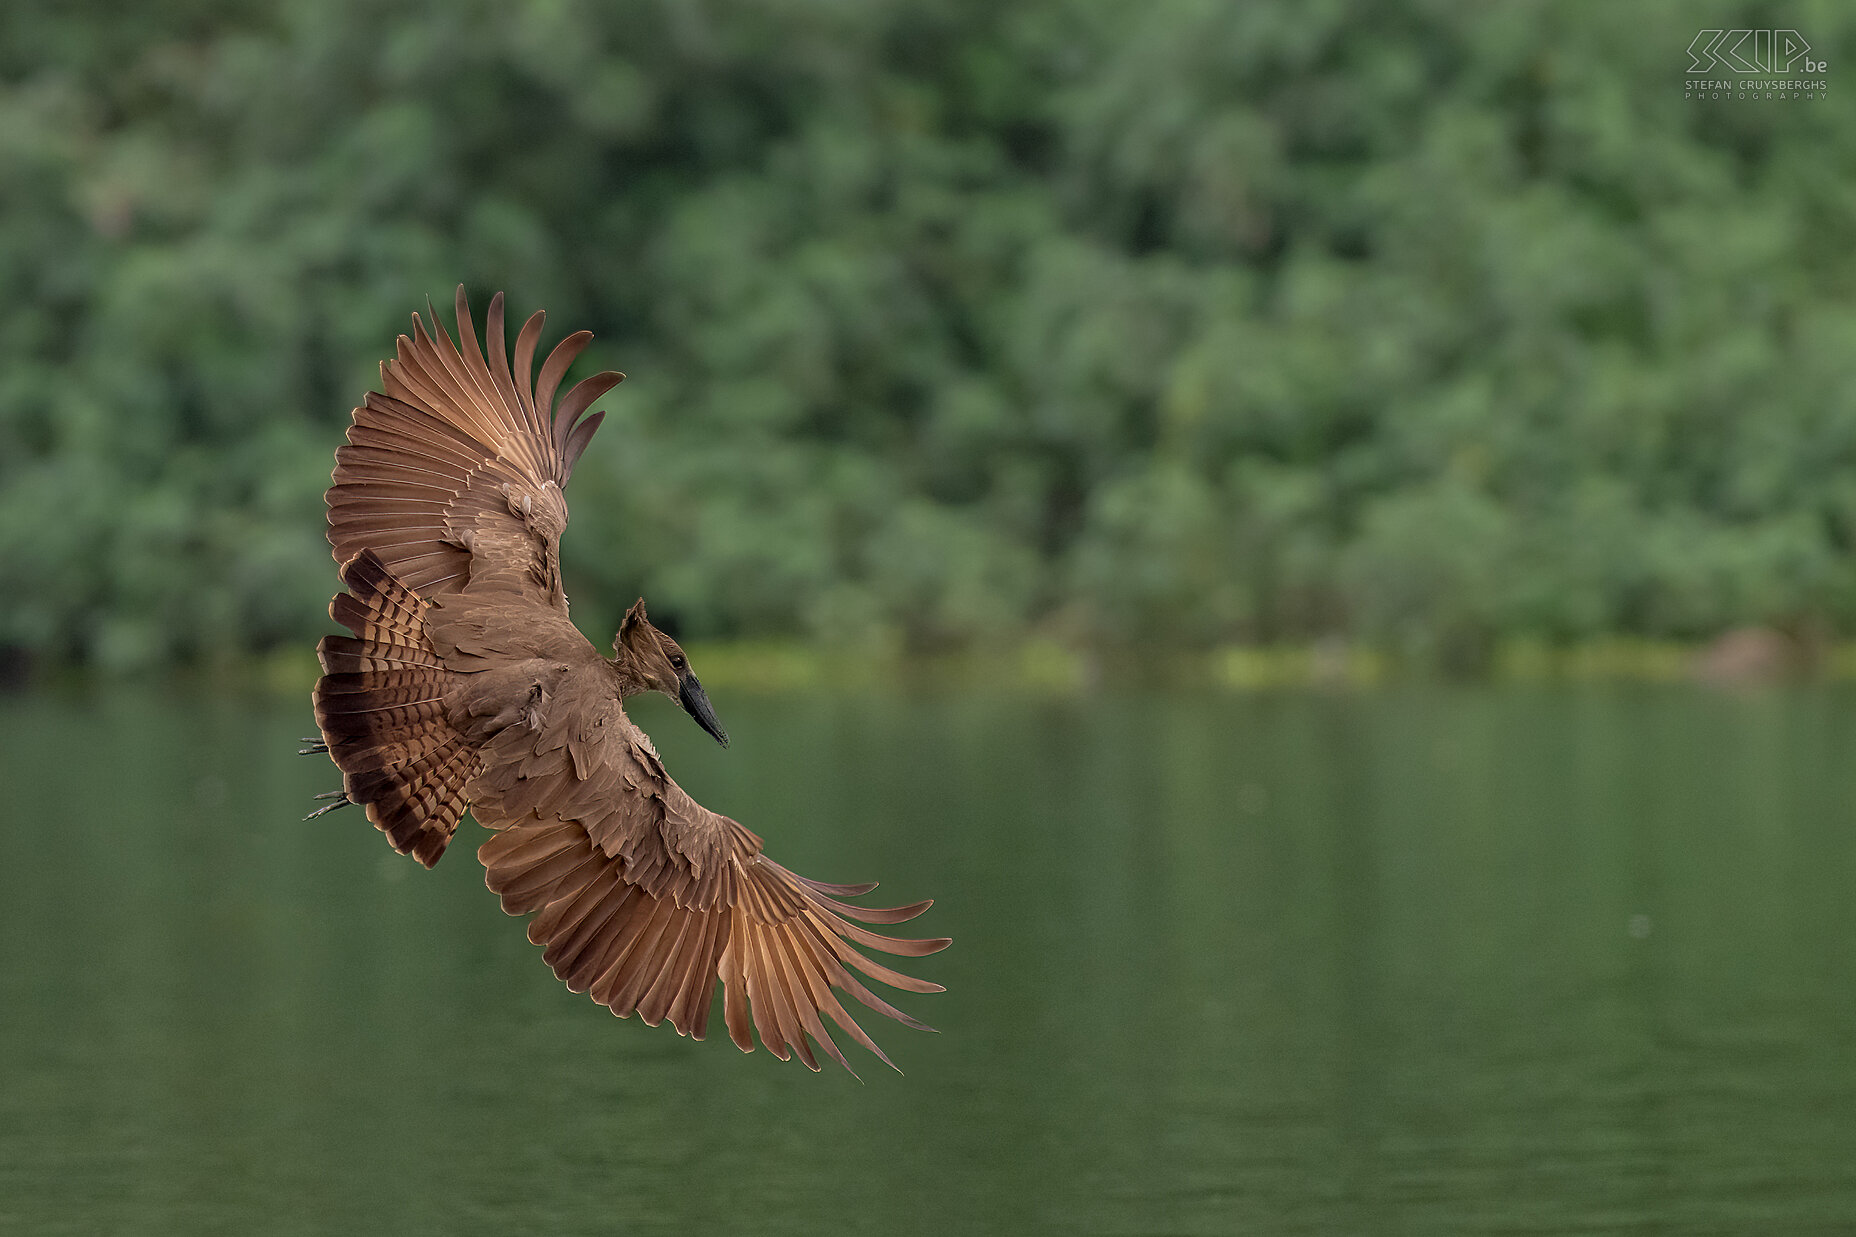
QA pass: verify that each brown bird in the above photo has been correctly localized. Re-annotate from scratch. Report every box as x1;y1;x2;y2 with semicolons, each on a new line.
305;287;946;1074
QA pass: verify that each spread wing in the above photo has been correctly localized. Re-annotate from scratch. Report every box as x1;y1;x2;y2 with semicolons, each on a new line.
326;286;622;609
469;680;948;1074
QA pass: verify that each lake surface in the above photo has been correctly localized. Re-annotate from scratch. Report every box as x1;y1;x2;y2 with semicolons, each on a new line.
4;683;1856;1234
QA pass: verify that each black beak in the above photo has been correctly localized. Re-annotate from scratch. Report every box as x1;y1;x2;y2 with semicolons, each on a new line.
678;674;729;747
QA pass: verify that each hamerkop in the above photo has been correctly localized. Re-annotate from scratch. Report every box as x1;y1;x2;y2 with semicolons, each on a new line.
304;288;946;1073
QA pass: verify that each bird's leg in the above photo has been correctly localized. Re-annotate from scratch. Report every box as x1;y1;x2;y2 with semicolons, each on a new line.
521;683;547;731
303;788;352;820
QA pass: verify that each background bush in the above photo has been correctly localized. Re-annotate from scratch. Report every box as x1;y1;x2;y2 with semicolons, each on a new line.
1;0;1851;669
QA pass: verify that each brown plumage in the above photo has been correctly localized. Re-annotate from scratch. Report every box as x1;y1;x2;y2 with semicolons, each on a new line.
308;287;947;1074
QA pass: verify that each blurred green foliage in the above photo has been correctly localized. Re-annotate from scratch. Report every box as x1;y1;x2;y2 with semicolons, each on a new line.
1;1;1852;671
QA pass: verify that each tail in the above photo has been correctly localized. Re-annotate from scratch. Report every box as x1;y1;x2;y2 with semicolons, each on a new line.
312;550;475;867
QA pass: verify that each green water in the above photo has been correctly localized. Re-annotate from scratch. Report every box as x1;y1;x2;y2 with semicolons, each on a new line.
5;685;1856;1234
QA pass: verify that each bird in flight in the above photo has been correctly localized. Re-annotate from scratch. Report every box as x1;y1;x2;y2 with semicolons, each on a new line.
304;288;946;1074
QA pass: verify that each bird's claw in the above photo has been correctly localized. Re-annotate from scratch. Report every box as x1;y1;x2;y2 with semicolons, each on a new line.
303;789;351;820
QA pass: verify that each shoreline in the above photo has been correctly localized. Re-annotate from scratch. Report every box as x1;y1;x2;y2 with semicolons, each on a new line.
9;631;1853;697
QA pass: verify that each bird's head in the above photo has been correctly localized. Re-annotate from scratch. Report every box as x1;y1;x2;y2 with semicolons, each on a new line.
613;599;728;747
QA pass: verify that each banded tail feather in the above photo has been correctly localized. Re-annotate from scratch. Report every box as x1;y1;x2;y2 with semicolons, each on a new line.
312;550;475;867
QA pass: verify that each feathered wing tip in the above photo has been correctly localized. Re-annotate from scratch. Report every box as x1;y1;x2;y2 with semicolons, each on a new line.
395;287;622;485
479;823;949;1077
328;288;625;596
725;862;950;1078
313;550;473;867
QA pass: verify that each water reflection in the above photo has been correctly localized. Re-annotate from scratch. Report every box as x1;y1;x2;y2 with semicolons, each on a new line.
3;685;1855;1233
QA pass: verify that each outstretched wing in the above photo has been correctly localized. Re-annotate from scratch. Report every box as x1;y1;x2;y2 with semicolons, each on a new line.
469;679;948;1074
326;286;622;609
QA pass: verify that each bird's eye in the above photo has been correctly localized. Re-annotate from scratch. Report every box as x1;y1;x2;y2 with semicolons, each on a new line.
671;654;685;669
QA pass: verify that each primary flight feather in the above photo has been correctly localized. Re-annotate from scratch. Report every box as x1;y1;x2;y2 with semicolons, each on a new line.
306;287;947;1074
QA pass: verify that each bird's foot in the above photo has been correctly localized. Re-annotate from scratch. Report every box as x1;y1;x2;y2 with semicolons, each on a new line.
299;736;328;755
303;788;351;820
